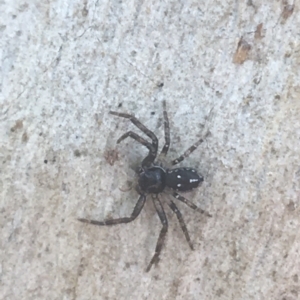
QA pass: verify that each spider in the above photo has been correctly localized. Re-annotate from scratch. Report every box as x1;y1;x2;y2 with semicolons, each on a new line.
79;101;211;272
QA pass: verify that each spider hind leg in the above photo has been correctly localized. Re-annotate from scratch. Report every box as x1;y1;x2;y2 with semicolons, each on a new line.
172;131;210;165
171;191;212;217
146;195;168;272
167;199;194;250
78;194;146;226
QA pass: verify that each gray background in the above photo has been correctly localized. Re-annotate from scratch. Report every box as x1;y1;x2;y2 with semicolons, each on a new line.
1;1;300;299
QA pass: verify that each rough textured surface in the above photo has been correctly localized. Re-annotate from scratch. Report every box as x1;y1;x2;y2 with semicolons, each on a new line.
1;1;300;299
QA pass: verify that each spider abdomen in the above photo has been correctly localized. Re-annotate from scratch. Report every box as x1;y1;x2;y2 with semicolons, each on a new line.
166;168;203;191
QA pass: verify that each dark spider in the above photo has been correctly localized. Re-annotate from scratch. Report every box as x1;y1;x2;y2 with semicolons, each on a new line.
79;101;211;272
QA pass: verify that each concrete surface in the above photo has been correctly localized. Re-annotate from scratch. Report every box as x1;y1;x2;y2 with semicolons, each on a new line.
1;1;300;299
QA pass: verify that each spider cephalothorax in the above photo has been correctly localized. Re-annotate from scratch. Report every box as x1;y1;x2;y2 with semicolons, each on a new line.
138;166;166;193
79;101;211;272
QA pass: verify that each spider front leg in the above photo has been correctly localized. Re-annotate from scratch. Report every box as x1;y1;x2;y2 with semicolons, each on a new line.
116;131;156;167
146;195;168;272
110;111;158;165
78;194;146;226
159;100;171;158
172;131;210;165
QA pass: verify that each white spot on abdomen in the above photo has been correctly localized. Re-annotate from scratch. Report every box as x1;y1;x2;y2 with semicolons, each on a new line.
189;179;198;183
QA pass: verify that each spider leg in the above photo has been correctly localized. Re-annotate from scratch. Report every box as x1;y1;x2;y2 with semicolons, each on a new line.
168;200;194;250
159;100;170;157
116;131;156;167
172;191;211;217
171;137;205;165
78;194;146;226
146;195;168;272
110;111;158;163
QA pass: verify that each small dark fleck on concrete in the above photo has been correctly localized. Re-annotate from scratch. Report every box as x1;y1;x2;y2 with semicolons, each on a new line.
74;150;81;157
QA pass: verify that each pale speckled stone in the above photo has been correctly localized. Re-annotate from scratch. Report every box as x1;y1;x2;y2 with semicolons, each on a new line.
1;1;300;299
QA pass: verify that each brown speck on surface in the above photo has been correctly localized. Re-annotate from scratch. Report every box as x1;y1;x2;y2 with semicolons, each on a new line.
118;180;133;192
233;37;251;64
74;149;81;157
216;288;225;297
10;120;23;132
82;5;88;17
247;0;255;8
22;132;28;143
255;23;264;39
281;4;294;23
94;113;102;126
77;258;86;277
293;274;299;282
104;149;119;166
286;201;296;212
